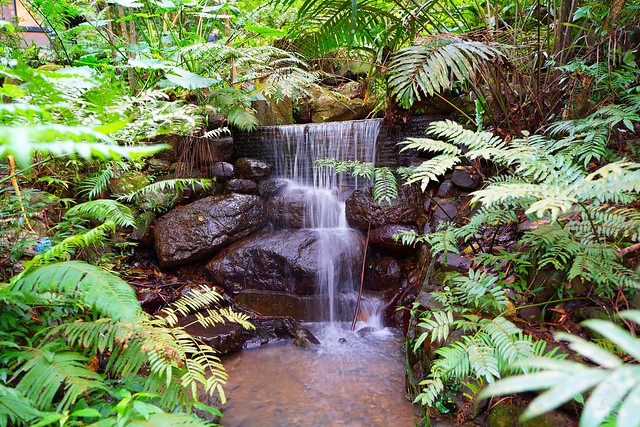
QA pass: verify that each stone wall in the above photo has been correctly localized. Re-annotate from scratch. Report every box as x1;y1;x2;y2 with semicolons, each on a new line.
232;115;450;168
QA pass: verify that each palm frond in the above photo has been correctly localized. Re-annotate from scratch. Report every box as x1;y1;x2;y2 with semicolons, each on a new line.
388;37;503;109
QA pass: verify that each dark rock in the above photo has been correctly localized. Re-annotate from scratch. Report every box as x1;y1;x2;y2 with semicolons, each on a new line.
416;290;444;311
436;252;472;274
235;290;351;321
235;158;273;180
137;288;165;313
451;167;482;190
131;211;155;245
356;326;377;338
293;327;321;348
147;158;171;174
369;224;419;254
108;171;151;195
268;187;342;229
259;178;289;198
208;162;235;180
154;194;267;267
367;257;402;291
210;136;234;163
226;179;258;194
432;198;458;228
345;184;423;229
206;229;364;295
241;315;299;347
436;180;454;197
180;314;244;355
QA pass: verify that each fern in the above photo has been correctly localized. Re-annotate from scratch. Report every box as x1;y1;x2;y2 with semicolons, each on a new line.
117;178;212;205
26;222;116;268
76;161;129;200
7;344;105;411
315;159;399;205
0;385;46;427
482;310;640;427
414;310;455;351
65;199;135;228
12;261;140;322
415;316;554;407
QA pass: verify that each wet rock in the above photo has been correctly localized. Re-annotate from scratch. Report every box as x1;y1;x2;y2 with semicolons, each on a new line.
210;136;234;163
432;198;458;228
310;83;376;122
367;257;402;291
208;162;235;180
293;327;321;348
146;158;170;174
109;171;151;196
131;211;155;245
345;184;423;229
154;194;267;267
268;187;341;229
206;229;364;295
436;180;454;197
436;252;472;274
137;288;165;313
180;314;244;355
241;315;300;347
259;178;289;198
416;290;444;311
356;326;377;338
235;158;273;180
451;167;482;190
226;179;258;194
369;224;419;255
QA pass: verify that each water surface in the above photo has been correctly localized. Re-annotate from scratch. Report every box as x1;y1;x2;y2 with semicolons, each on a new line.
221;323;419;427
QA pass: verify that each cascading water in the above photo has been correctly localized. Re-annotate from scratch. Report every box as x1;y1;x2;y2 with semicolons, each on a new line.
270;119;383;325
220;120;419;426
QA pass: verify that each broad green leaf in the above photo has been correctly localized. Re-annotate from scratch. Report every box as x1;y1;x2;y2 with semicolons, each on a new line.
165;68;218;89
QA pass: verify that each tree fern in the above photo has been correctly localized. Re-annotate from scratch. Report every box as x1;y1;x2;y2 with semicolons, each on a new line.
388;37;503;109
482;310;640;427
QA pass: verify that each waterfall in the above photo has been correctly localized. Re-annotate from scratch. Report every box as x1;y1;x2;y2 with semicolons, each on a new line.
267;119;384;325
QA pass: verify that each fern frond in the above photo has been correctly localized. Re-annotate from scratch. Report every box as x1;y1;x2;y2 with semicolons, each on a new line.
27;222;116;267
399;137;461;156
405;154;460;191
0;384;46;427
117;178;212;203
161;287;225;326
76;161;129;200
415;310;455;351
65;199;135;228
373;167;398;205
482;310;640;426
12;261;140;322
448;269;509;311
10;345;105;411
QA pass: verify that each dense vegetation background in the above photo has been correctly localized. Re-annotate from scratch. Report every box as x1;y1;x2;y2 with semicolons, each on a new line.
1;0;640;425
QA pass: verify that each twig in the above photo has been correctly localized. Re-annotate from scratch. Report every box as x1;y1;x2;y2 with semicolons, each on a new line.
351;219;371;331
616;242;640;258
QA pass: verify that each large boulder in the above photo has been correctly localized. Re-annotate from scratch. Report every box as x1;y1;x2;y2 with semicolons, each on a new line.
345;184;423;229
369;224;419;254
206;229;364;295
267;186;342;229
154;194;267;267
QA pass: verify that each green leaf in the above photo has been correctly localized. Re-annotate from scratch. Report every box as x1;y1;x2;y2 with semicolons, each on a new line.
165;68;218;89
245;24;288;37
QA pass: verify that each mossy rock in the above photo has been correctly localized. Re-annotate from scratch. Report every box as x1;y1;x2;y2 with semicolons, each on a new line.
487;403;571;427
108;171;151;196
